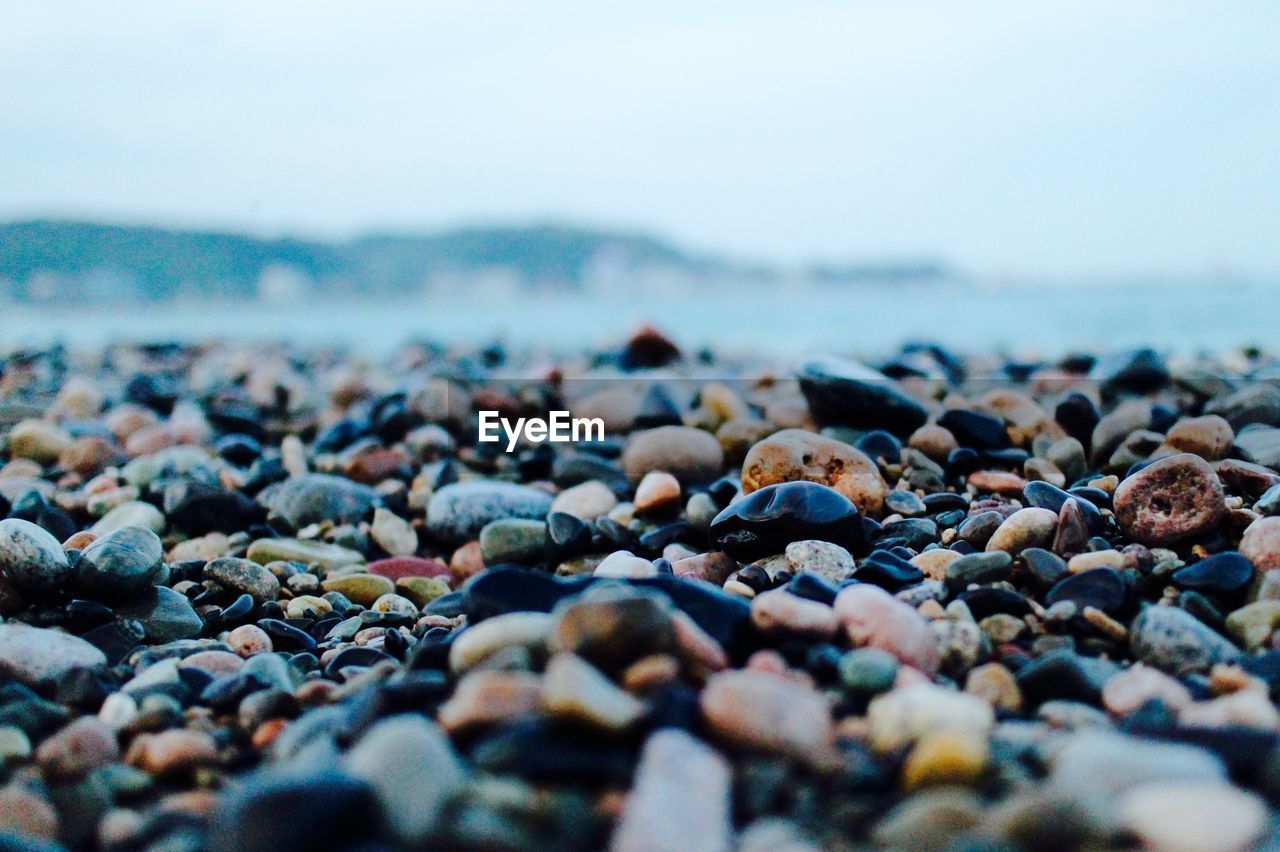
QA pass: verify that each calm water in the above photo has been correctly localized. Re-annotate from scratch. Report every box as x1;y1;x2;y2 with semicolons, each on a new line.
4;280;1276;357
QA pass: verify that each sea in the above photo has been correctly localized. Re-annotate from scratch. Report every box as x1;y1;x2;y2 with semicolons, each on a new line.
3;278;1276;359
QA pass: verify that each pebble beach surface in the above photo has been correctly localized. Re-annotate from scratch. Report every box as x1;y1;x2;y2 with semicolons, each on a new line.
2;333;1280;850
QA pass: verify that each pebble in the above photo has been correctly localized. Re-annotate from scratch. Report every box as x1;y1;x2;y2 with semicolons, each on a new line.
550;587;677;672
1101;664;1192;717
0;517;73;596
908;424;959;460
634;471;681;514
783;539;856;583
125;729;218;777
866;683;994;752
796;356;928;434
1225;600;1280;650
1171;551;1255;596
1129;605;1241;675
1236;425;1280;470
35;717;119;780
1065;549;1126;573
839;646;900;695
260;473;378;528
74;525;165;600
205;556;281;602
319;573;394;606
593;550;658;578
834;584;940;674
479;518;548;565
1046;567;1126;612
0;623;107;688
449;612;553;672
426;481;554;543
710;481;863;561
1049;729;1226;796
1113;453;1227;546
1118;781;1267;852
343;714;466;845
549;480;617;519
700;669;833;764
369;507;418;556
609;729;732;852
741;429;887;516
985;507;1058;553
90;500;166;535
246;537;364;570
115;586;203;641
1163;414;1234;460
3;341;1280;851
750;589;838;637
437;669;543;734
8;418;72;463
945;551;1012;589
0;785;59;841
542;652;645;731
225;626;271;660
622;426;724;484
901;729;989;790
964;662;1022;713
1241;516;1280;572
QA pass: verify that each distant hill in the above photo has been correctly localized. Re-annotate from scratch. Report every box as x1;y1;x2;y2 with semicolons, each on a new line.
0;219;949;303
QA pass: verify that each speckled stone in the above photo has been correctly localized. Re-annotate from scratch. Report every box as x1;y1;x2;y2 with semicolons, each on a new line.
741;429;888;516
206;556;281;603
1113;454;1227;546
1129;605;1241;675
426;481;553;543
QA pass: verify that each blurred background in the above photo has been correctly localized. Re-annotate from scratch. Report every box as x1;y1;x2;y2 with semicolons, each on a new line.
1;1;1278;355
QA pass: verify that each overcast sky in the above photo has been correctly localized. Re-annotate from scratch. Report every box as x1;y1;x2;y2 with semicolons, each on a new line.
2;2;1278;277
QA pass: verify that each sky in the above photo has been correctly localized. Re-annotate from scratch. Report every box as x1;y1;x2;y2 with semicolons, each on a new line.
2;1;1278;278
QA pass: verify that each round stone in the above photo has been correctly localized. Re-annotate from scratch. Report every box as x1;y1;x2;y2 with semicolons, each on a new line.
549;480;618;520
74;525;164;601
426;481;554;544
986;508;1058;554
784;539;856;583
259;473;378;529
0;517;73;596
1113;454;1226;546
1046;568;1126;613
621;426;724;485
710;481;863;561
741;429;888;516
369;508;418;557
320;573;395;606
479;519;548;565
634;471;682;515
0;623;107;689
1129;605;1241;675
1119;781;1266;852
1163;415;1234;461
834;584;940;675
796;356;928;435
206;557;282;603
1171;551;1255;596
1241;517;1280;572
